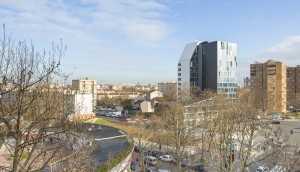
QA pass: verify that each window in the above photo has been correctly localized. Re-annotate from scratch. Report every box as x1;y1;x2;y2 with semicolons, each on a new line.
178;78;181;81
178;73;181;76
178;68;181;71
178;63;181;66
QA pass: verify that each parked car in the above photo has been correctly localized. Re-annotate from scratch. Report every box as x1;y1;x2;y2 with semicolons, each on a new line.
149;151;162;158
159;155;173;162
275;141;286;147
270;164;286;172
147;167;157;172
158;169;170;172
272;121;280;124
256;166;269;172
181;159;191;167
144;156;157;166
193;164;207;172
134;146;140;153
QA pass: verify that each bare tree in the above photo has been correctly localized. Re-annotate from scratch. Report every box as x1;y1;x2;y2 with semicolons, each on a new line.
0;25;78;171
156;102;200;172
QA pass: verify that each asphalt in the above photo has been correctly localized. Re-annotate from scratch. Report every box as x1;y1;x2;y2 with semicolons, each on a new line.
79;123;131;167
43;122;130;171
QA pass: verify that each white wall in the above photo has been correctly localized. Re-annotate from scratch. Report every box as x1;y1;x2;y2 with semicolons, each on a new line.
74;94;93;115
149;91;163;100
141;101;154;113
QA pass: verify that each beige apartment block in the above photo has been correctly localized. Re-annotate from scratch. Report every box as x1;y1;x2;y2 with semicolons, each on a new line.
250;60;286;113
158;81;177;101
287;65;300;109
72;77;97;106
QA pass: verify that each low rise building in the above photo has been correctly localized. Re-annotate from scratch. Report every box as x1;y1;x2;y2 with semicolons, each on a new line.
147;90;163;100
140;101;154;113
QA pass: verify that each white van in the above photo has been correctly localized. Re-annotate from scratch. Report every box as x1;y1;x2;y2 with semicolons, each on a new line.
144;156;157;166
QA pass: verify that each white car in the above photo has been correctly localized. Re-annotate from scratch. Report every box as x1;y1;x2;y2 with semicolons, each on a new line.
256;166;269;172
159;155;172;162
158;169;171;172
270;164;286;172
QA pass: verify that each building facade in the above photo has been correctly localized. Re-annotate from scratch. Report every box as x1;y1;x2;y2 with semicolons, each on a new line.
72;77;97;106
158;81;177;101
140;101;154;113
287;65;300;109
250;60;287;113
244;77;250;87
177;41;238;98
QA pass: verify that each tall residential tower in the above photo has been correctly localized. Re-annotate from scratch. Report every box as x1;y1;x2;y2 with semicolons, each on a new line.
177;41;238;98
287;65;300;109
250;60;287;113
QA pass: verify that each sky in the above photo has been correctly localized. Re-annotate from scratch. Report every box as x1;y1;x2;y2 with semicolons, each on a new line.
1;0;300;85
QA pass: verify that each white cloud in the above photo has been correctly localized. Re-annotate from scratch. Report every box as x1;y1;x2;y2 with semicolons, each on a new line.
250;36;300;67
82;0;170;43
266;36;300;53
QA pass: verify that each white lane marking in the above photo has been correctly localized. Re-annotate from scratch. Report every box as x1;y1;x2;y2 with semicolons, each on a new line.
94;135;126;141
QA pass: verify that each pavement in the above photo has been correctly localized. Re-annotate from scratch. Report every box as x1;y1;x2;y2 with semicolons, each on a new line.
246;120;300;172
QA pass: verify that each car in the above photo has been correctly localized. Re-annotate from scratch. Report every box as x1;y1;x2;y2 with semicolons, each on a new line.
147;167;157;172
144;156;157;166
159;155;173;162
181;159;191;167
256;165;269;172
134;146;140;153
270;164;286;172
158;169;171;172
149;151;162;158
275;141;286;147
272;121;280;124
193;164;207;172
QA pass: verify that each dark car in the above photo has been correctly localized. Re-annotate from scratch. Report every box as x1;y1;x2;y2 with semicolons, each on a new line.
181;159;191;167
134;146;140;153
272;121;281;124
149;151;162;158
193;164;207;172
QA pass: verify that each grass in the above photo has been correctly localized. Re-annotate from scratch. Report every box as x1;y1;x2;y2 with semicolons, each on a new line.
95;118;109;125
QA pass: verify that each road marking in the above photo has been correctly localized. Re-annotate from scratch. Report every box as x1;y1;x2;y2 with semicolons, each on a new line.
94;135;126;141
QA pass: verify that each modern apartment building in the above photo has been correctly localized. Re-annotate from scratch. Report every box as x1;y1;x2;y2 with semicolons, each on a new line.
250;60;287;113
177;41;238;98
72;77;97;106
158;81;177;100
287;65;300;109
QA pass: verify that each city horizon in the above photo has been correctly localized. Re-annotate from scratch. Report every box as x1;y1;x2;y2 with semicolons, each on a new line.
1;0;300;85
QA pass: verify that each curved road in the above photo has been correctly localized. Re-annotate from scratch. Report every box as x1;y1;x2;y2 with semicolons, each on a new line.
85;123;130;167
43;122;130;171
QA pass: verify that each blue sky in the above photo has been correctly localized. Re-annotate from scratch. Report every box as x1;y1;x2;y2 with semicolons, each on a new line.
1;0;300;85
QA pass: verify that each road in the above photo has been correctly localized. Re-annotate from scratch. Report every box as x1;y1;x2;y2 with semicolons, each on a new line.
247;120;300;172
43;122;130;171
84;123;131;167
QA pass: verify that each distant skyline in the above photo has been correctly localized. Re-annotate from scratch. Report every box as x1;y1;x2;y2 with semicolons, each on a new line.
1;0;300;85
